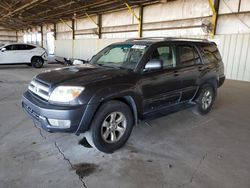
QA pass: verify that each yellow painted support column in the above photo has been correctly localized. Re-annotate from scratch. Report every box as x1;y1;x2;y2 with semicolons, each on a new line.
125;3;142;38
208;0;217;37
85;13;100;36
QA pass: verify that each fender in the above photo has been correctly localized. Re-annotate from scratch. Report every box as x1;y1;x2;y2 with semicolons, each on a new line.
75;84;143;135
194;70;218;100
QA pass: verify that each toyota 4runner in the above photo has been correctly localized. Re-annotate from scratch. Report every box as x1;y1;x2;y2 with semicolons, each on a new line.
22;37;225;153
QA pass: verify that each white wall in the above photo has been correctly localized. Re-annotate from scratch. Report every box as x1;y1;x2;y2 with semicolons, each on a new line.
215;34;250;82
55;38;123;60
0;26;16;43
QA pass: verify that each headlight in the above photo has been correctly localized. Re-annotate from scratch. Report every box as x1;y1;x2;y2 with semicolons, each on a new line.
49;86;85;103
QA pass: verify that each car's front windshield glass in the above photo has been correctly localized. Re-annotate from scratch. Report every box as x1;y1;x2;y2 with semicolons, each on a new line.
90;44;148;70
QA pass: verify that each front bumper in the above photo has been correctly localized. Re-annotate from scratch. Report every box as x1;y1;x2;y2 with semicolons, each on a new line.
22;91;97;134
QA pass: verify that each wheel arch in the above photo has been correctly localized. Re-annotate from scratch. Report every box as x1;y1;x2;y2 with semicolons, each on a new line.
97;96;139;126
30;55;44;63
194;77;218;101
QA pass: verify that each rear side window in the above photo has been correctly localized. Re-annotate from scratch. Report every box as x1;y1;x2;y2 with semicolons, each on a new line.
178;45;201;67
200;43;221;64
17;44;36;50
24;45;36;50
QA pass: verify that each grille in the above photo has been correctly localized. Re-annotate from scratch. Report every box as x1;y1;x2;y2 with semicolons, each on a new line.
28;79;50;100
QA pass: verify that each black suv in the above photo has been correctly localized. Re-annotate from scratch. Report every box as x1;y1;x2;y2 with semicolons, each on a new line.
22;37;225;153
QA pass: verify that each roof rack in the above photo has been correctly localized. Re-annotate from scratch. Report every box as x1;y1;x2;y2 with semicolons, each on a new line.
126;37;209;42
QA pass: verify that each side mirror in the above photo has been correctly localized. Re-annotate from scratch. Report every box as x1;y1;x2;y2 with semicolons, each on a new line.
1;48;6;52
144;59;163;72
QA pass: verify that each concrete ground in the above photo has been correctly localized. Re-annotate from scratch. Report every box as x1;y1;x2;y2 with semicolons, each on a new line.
0;64;250;188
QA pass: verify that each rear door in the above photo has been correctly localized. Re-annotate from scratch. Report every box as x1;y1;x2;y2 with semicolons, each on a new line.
18;44;37;63
176;44;203;101
140;43;182;113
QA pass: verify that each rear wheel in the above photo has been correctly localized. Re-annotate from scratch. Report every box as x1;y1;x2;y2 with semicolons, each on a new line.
195;84;216;115
31;57;44;68
85;100;133;153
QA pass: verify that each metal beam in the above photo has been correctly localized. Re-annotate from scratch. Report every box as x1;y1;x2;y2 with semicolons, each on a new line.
124;2;142;38
0;0;49;19
238;0;242;12
16;30;18;42
54;23;57;40
85;12;100;37
97;14;102;39
60;18;73;30
72;19;75;40
208;0;220;37
41;25;43;47
139;5;143;38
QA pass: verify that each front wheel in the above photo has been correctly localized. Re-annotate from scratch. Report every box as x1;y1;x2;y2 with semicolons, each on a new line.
195;84;216;115
31;57;44;68
85;100;133;153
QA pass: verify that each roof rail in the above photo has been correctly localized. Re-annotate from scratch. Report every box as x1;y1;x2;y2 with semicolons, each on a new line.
125;37;168;42
167;37;209;42
126;37;209;42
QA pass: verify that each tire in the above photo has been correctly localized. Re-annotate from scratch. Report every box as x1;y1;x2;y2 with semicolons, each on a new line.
31;57;44;68
195;84;216;115
85;100;133;153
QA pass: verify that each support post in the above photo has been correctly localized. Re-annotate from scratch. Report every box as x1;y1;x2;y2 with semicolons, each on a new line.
72;19;75;40
85;12;100;37
15;30;18;42
97;14;102;39
125;3;142;38
41;25;43;47
238;0;242;12
54;23;57;40
139;5;143;38
208;0;220;37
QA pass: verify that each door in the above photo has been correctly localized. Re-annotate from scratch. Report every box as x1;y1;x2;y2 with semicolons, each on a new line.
177;44;203;101
17;44;36;63
0;45;20;64
140;44;182;113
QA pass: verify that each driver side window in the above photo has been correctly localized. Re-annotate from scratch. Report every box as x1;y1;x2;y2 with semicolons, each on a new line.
5;45;13;51
150;46;176;69
5;45;19;51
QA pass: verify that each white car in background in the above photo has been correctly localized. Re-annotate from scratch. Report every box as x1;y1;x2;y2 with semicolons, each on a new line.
0;43;47;68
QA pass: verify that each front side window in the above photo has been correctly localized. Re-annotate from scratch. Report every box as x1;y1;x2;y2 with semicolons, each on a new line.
5;45;14;51
178;45;201;67
90;44;148;70
150;46;176;69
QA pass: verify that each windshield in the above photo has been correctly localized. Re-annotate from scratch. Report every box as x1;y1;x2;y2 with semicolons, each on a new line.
90;44;148;70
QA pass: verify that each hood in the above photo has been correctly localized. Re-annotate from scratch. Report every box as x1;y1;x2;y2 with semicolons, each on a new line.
35;64;133;86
